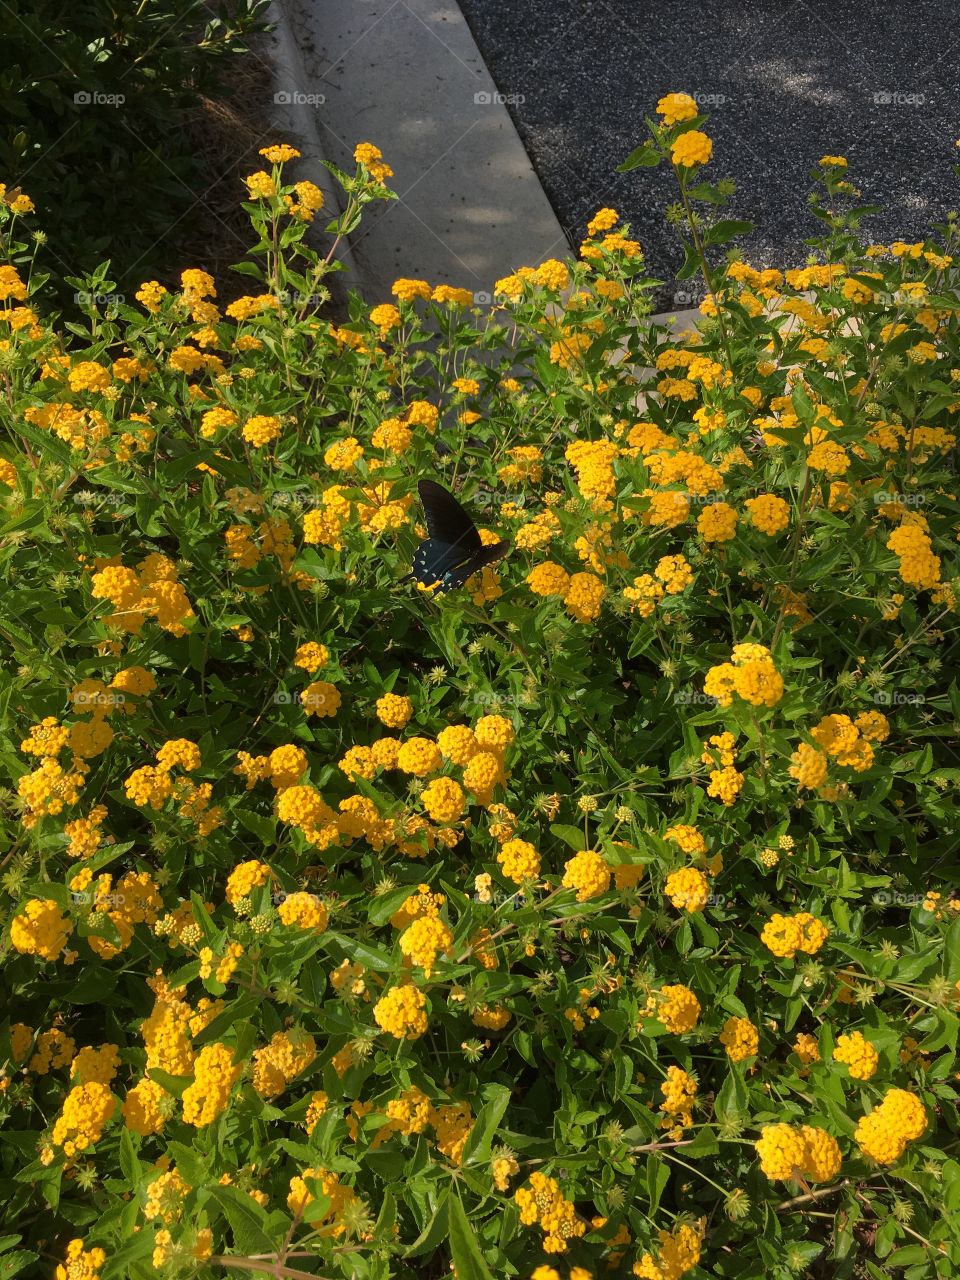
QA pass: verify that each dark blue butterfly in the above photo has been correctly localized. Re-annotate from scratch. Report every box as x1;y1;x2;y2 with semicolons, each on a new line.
402;479;509;593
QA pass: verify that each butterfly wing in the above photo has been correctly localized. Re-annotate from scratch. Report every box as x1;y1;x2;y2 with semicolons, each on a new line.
439;540;510;591
407;538;476;589
417;479;482;554
405;481;508;593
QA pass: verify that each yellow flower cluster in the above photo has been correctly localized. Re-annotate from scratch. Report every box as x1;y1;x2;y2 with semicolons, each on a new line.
793;1033;821;1066
277;891;329;932
252;1029;317;1098
373;983;429;1040
704;643;784;708
354;141;393;182
656;92;698;126
235;744;308;791
854;1088;927;1164
664;824;708;856
376;692;413;728
52;1081;116;1156
299;478;414;550
287;1164;356;1237
719;1016;759;1062
492;1153;521;1190
369;1084;433;1149
17;755;88;829
498;444;544;486
623;572;664;617
642;984;701;1034
696;499;742;540
141;992;194;1076
275;786;340;849
755;1123;841;1182
225;514;312;589
225;859;272;905
420;776;466;824
809;713;877;772
886;523;941;589
293;640;329;673
71;1044;119;1085
497;837;540;885
429;1098;475;1163
833;1030;879;1080
701;731;742;805
654;553;694;594
182;1042;242;1126
632;1218;706;1279
145;1167;191;1222
670;130;712;168
788;742;828;790
434;715;515;805
527;560;606;623
515;1171;587;1253
743;494;790;535
658;1066;697;1137
242;414;282;447
399;915;453;977
760;912;829;959
28;1028;75;1074
664;866;710;913
566;438;619;507
397;736;443;776
55;1240;106;1280
122;1078;172;1136
90;553;194;636
10;899;72;961
561;849;612;902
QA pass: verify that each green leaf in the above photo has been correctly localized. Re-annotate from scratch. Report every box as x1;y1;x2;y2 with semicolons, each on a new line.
208;1185;278;1255
193;995;262;1046
715;1065;748;1122
328;933;393;971
675;241;702;282
684;1126;720;1157
367;884;418;926
448;1189;495;1280
235;807;278;845
886;1246;929;1267
119;1126;142;1186
146;1068;191;1099
686;181;728;205
404;1190;449;1258
549;823;586;851
703;218;755;246
374;1189;397;1236
617;142;662;172
0;1251;38;1279
462;1084;512;1165
646;1151;670;1214
164;1141;212;1187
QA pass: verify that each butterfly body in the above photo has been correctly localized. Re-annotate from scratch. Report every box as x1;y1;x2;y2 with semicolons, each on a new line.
403;479;509;593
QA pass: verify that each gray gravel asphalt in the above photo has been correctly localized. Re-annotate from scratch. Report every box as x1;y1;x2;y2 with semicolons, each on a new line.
455;0;960;306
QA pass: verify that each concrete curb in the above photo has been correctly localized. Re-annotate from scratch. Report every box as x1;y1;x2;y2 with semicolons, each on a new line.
266;0;720;340
265;0;569;303
264;0;364;311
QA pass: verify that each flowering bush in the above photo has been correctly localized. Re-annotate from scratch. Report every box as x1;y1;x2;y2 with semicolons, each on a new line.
0;103;959;1280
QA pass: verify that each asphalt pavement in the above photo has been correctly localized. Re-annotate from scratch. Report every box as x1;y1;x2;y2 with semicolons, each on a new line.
455;0;960;306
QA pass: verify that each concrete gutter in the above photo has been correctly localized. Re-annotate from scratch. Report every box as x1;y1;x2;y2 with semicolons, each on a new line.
266;0;713;334
265;0;571;306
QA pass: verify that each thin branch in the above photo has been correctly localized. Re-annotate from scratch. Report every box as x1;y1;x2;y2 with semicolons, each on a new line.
210;1256;336;1280
776;1179;851;1211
